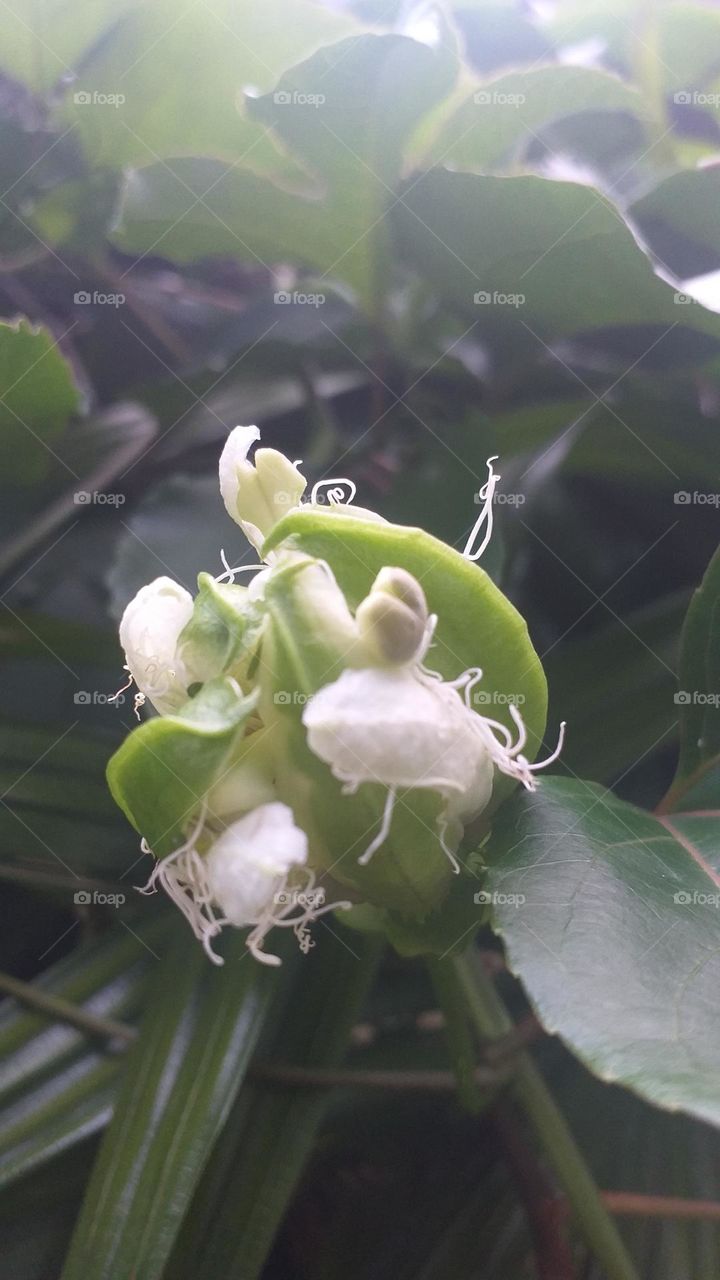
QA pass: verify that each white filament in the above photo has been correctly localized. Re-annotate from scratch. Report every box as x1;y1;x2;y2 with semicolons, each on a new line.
463;456;500;561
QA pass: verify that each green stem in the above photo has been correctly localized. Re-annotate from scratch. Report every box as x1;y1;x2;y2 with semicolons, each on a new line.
453;949;641;1280
0;971;137;1045
428;955;490;1112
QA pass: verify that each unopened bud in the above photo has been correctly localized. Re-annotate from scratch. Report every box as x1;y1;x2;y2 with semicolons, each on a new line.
356;567;428;665
219;425;306;545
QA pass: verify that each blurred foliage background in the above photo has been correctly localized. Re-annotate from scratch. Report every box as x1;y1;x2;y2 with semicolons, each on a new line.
2;0;720;1276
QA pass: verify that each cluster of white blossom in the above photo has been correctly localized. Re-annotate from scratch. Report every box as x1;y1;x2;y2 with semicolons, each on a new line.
116;428;563;963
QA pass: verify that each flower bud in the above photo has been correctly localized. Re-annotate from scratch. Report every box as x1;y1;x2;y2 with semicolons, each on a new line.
219;425;306;545
118;576;194;714
205;802;308;925
356;567;428;665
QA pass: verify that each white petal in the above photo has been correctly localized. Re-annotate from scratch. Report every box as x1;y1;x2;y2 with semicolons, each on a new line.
218;425;260;518
303;666;493;812
205;802;308;925
119;576;194;714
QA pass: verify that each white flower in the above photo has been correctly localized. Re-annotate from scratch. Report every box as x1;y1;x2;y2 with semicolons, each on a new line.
118;576;194;714
206;802;307;923
219;425;306;547
141;801;350;965
303;662;565;873
303;666;494;870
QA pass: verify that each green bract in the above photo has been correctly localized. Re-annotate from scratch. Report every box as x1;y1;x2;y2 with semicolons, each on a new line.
107;427;552;963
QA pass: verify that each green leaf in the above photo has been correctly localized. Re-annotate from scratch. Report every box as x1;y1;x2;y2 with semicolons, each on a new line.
666;545;720;797
544;592;685;782
115;33;457;313
427;66;647;173
392;170;720;354
559;1054;720;1280
114;159;343;276
60;929;291;1280
630;166;720;280
0;319;81;483
0;722;139;882
247;33;456;310
61;0;356;170
106;677;257;857
0;915;175;1186
0;0;133;90
172;929;382;1280
487;776;720;1127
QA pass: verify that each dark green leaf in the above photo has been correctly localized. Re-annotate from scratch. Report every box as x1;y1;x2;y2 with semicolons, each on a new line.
668;544;720;791
0;319;82;483
60;929;290;1280
487;776;720;1126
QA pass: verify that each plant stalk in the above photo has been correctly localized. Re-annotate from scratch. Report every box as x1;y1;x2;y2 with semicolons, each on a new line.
453;949;641;1280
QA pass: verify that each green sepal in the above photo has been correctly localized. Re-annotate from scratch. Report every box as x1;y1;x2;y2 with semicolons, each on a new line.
107;678;258;857
178;571;265;684
342;871;487;958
